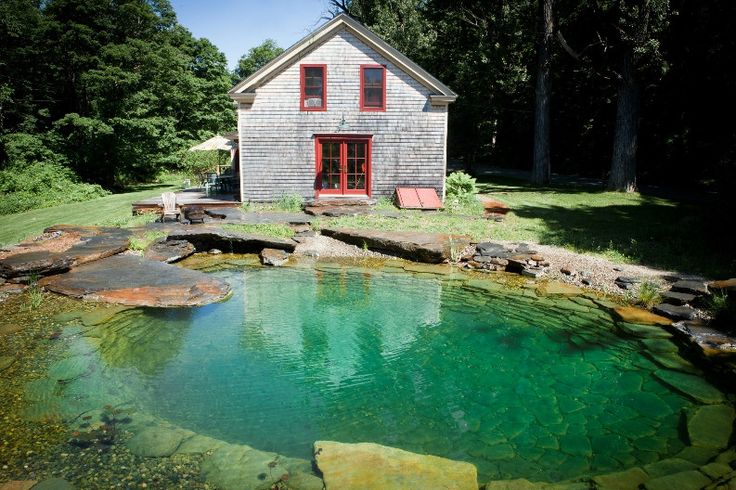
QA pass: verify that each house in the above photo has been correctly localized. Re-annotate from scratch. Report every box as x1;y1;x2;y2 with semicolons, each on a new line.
229;13;457;202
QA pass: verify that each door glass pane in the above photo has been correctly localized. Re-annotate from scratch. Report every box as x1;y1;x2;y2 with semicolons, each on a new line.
321;142;341;189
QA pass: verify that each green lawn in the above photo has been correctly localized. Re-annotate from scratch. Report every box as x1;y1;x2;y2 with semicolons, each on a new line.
326;176;732;278
0;182;175;247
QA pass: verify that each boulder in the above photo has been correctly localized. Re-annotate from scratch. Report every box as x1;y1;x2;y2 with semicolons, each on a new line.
201;443;287;490
671;322;736;357
612;307;672;326
313;441;478;490
321;228;470;263
39;255;231;307
260;248;290;266
167;227;296;254
653;303;698;321
144;239;195;263
687;404;735;449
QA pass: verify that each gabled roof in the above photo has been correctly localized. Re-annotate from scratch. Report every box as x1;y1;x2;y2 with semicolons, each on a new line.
229;13;457;103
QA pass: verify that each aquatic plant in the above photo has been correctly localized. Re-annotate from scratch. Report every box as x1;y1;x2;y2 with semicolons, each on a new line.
22;274;44;310
637;279;662;308
69;405;132;451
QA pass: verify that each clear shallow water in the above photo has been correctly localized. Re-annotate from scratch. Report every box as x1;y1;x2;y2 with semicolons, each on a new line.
90;266;699;481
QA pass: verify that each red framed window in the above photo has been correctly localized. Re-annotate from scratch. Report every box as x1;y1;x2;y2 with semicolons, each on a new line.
360;65;386;111
301;64;326;111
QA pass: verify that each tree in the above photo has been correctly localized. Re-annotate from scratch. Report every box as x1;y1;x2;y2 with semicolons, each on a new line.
234;39;284;81
531;0;553;185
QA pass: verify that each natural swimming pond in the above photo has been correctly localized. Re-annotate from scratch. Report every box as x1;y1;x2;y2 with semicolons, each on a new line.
16;261;734;485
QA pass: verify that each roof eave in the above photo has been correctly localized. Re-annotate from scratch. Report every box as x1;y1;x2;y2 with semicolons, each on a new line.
229;13;456;98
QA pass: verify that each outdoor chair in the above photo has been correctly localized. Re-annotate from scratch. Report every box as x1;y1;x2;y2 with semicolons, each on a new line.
160;191;181;222
204;173;220;195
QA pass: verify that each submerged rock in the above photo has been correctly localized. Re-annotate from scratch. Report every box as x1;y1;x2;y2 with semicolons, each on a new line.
313;441;478;490
126;426;193;457
321;228;469;263
653;369;725;404
39;255;231;307
687;404;735;449
612;307;672;326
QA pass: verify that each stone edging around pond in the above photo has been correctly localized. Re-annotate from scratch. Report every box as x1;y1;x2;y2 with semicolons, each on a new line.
16;264;736;490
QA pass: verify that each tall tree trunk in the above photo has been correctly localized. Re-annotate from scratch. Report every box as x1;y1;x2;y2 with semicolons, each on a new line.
531;0;553;186
608;49;640;192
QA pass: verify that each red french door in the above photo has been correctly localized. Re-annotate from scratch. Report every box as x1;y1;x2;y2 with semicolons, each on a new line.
316;136;371;196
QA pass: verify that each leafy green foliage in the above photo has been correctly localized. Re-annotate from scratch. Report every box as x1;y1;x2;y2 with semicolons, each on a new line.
234;39;284;81
273;193;304;212
445;171;479;211
0;0;235;192
637;280;662;308
706;292;736;331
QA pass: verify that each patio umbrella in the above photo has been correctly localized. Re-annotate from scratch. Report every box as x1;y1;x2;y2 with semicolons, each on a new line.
188;135;236;151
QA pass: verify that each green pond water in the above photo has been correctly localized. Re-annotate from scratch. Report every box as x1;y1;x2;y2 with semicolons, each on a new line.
35;265;720;482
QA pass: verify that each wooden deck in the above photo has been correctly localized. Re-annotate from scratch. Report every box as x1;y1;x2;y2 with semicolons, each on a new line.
132;190;241;214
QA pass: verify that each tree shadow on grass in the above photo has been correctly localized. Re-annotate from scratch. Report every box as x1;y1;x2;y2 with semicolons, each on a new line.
509;197;733;277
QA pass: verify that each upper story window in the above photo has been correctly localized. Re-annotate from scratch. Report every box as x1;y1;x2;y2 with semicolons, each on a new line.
301;64;326;111
361;65;386;111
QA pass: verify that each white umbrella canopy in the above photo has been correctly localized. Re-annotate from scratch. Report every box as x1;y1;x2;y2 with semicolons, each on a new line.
189;135;236;151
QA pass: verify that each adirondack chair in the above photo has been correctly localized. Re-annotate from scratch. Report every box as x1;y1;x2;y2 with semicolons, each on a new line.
160;192;180;222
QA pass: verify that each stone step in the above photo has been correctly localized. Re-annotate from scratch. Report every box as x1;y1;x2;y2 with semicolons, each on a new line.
671;280;709;295
653;303;699;321
661;290;697;306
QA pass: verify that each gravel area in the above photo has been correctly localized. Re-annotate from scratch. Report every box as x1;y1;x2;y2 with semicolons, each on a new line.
294;235;391;259
294;234;675;297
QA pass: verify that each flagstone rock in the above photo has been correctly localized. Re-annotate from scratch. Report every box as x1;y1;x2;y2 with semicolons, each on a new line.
39;255;231;307
144;238;196;263
31;479;75;490
642;470;710;490
322;228;470;263
687;404;735;449
313;441;478;490
661;290;697;305
167;227;296;254
535;282;583;297
671;280;709;295
643;458;698;478
710;278;736;292
0;225;130;278
653;303;699;321
592;467;649;490
653;370;725;404
612;307;672;326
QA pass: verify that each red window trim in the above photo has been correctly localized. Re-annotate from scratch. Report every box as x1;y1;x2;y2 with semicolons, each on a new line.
314;135;372;197
360;64;386;112
300;64;327;111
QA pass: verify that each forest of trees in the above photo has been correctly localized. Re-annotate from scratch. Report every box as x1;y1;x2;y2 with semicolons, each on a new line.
331;0;736;192
1;0;734;214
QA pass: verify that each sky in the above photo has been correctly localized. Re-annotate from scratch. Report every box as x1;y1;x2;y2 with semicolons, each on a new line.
170;0;331;70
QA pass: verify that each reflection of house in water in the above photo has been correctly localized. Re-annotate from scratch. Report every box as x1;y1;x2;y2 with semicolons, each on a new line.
241;268;442;388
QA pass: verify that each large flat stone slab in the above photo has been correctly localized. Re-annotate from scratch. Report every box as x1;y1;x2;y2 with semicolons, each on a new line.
687;404;735;449
653;369;725;404
144;239;196;263
313;441;478;489
0;225;130;278
612;306;672;326
38;255;231;307
321;228;470;263
167;227;296;254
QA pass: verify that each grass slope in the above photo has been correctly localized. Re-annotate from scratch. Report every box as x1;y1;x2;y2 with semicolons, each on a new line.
0;183;174;247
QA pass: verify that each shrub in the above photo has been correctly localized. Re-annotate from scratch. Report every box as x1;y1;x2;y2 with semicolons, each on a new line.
445;171;478;198
637;279;662;308
274;193;304;212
